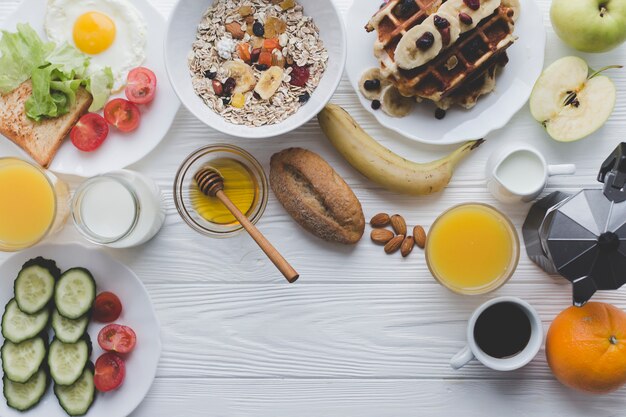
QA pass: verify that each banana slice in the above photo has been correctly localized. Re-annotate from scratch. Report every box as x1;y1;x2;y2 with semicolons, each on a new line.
439;0;501;31
359;68;390;100
254;66;284;100
394;16;442;70
223;61;257;94
501;0;520;21
381;86;414;117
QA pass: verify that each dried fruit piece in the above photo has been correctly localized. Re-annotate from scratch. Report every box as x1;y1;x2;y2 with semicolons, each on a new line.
253;21;265;37
231;92;246;108
459;12;473;25
212;80;223;96
416;32;435;50
433;15;450;28
298;92;310;103
258;51;273;67
390;214;407;236
250;47;262;63
435;108;446;119
393;0;418;19
204;70;217;79
271;49;286;68
364;79;381;91
254;66;284;99
439;27;451;46
371;100;381;110
223;61;256;94
279;0;296;10
401;235;415;257
413;225;426;249
371;229;394;244
263;38;281;52
463;0;480;10
238;5;254;16
289;65;310;87
225;22;245;40
264;16;287;39
385;235;405;254
370;213;391;227
237;43;251;63
223;77;236;96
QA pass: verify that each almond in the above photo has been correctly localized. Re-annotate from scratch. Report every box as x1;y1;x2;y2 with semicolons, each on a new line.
390;214;407;236
225;22;245;39
413;225;426;249
371;229;394;245
384;234;404;254
370;213;391;228
401;235;415;257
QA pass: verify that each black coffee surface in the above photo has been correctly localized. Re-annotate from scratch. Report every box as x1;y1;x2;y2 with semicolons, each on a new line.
473;302;531;359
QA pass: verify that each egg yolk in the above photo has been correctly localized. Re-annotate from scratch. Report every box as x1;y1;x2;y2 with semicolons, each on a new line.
73;11;116;55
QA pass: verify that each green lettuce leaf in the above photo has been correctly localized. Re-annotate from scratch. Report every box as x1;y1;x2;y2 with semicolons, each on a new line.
0;23;54;93
86;67;114;112
46;43;90;80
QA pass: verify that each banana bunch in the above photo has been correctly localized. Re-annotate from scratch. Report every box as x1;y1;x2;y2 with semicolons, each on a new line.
317;104;483;195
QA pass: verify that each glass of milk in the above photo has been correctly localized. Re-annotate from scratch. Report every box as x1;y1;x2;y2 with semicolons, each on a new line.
72;170;166;248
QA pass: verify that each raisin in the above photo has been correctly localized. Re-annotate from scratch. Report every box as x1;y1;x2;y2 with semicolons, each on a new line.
393;0;418;18
223;77;236;96
463;0;480;10
435;108;446;119
250;48;261;63
253;21;265;37
371;100;381;110
364;79;381;91
433;15;450;28
253;91;261;100
255;64;269;71
459;12;473;25
222;98;231;106
416;32;435;50
204;70;217;79
439;27;451;45
298;92;310;103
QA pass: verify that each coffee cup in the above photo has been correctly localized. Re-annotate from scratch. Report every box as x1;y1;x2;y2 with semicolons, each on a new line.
486;144;576;204
450;296;543;371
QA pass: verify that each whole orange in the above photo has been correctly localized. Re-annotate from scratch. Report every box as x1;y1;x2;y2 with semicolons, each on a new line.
546;302;626;394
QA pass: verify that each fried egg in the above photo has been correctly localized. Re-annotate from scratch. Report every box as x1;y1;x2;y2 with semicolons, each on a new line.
45;0;147;92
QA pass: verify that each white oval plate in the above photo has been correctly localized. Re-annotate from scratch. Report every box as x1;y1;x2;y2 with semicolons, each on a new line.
0;0;179;177
345;0;545;145
0;243;161;417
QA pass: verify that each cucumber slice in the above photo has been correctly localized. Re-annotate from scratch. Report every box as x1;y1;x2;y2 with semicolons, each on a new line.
1;299;50;344
48;337;90;386
14;260;58;314
51;309;89;344
3;367;49;411
1;337;47;383
54;363;95;416
55;268;96;320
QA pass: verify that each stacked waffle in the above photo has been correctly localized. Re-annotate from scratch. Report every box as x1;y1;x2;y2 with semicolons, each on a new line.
362;0;519;116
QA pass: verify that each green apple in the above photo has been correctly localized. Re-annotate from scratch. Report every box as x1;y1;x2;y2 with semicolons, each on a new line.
551;0;626;52
530;56;617;142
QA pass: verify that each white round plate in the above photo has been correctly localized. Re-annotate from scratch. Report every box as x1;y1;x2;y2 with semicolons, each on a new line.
345;0;545;145
0;0;179;177
0;243;161;417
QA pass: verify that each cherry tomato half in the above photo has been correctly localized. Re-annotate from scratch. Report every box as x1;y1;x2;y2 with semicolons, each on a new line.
103;98;141;132
93;292;122;323
98;324;137;354
125;67;157;105
94;353;126;392
70;113;109;152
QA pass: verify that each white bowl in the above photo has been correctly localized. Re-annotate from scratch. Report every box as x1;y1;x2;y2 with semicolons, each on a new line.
165;0;346;139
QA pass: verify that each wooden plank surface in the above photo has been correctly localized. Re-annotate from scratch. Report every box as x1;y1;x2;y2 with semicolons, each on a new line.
1;0;626;415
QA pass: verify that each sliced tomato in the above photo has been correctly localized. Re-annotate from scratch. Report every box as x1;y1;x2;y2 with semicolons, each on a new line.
98;324;137;354
94;353;126;392
125;67;157;105
103;98;141;132
70;113;109;152
93;292;122;323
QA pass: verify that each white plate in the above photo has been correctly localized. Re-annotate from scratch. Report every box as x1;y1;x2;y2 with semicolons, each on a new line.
165;0;346;139
345;0;546;145
0;0;179;177
0;243;161;417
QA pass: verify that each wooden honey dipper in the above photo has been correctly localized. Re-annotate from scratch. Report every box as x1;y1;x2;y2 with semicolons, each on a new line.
194;166;299;283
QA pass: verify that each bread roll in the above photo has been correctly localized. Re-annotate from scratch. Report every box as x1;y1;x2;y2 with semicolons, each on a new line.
270;148;365;244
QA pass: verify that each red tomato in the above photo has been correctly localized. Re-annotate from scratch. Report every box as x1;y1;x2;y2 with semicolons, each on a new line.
125;67;157;105
98;324;137;354
93;292;122;323
103;98;141;132
70;113;109;152
94;353;126;392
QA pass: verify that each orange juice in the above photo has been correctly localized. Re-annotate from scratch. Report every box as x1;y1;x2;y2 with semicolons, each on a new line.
426;203;519;295
0;158;56;250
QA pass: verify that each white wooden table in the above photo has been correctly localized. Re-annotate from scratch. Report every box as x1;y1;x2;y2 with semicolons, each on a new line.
2;0;626;415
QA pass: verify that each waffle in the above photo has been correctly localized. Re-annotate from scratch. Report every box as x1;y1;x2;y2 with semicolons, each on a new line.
437;60;500;110
390;4;515;102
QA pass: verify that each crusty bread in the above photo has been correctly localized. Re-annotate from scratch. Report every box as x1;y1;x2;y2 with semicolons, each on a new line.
0;80;93;168
270;148;365;245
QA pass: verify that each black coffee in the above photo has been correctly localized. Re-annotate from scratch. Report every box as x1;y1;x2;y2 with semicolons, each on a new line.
473;302;531;359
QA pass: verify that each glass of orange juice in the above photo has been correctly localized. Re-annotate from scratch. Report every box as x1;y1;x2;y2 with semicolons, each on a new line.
426;203;520;295
0;158;70;251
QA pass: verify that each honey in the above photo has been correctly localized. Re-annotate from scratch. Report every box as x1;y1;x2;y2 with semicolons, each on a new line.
191;157;258;225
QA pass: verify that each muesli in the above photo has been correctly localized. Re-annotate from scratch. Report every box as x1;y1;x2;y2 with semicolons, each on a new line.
188;0;328;127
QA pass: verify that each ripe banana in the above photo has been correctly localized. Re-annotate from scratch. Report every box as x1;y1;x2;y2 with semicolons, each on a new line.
317;104;483;195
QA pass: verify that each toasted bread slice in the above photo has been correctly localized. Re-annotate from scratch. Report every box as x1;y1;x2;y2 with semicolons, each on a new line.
0;81;93;168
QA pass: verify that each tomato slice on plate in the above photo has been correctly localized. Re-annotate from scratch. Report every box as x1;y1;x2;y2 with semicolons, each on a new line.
94;353;126;392
104;98;141;132
93;292;123;323
70;113;109;152
125;67;157;105
98;324;137;354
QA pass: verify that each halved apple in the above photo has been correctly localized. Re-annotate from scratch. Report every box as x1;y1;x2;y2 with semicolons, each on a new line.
530;56;617;142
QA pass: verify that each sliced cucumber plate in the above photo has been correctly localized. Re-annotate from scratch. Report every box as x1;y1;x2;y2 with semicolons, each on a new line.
1;337;47;383
14;260;58;314
51;309;89;344
54;363;96;417
55;268;96;320
3;367;49;411
48;337;90;386
1;299;50;344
